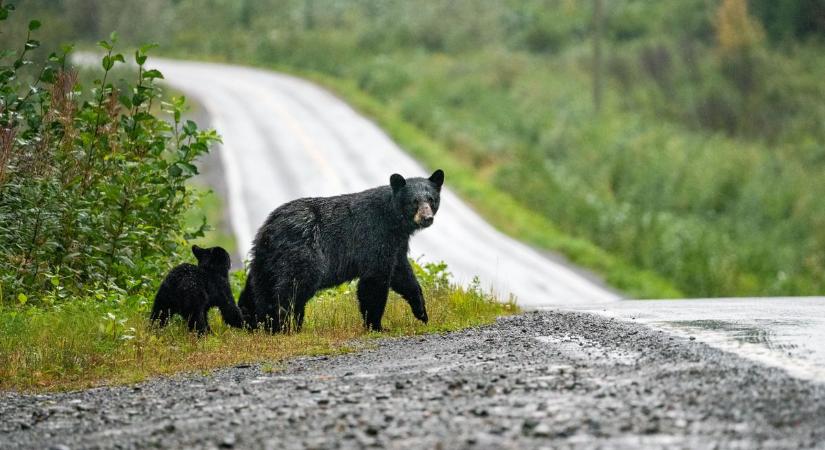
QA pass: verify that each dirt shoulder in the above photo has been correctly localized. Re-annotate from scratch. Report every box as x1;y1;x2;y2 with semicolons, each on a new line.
2;311;823;449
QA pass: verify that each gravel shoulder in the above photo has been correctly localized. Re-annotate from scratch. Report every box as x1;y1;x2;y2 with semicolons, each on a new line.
2;310;824;449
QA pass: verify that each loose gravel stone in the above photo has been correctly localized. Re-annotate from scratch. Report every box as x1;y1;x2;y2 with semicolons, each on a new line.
2;310;825;449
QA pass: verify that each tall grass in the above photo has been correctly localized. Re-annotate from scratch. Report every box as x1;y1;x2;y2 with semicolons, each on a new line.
0;261;515;392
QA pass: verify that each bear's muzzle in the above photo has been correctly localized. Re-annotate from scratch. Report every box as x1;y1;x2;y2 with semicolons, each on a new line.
414;202;434;227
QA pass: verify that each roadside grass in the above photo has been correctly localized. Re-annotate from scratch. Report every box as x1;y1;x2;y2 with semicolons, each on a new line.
0;262;515;392
267;66;683;300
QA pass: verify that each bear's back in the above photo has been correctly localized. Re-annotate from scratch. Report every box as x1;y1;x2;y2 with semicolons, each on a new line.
250;186;405;288
256;187;396;250
160;263;208;295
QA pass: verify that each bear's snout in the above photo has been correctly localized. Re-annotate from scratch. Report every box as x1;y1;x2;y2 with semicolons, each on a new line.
414;202;434;227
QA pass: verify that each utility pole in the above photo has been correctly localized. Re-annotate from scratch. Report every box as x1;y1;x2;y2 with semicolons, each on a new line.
593;0;604;113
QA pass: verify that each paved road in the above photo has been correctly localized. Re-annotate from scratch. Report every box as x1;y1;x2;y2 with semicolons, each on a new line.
569;297;825;383
152;59;619;308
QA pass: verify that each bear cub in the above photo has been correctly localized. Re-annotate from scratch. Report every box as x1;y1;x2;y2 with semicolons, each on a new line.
150;245;244;334
239;169;444;333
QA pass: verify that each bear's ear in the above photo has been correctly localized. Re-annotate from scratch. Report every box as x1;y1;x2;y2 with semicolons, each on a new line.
192;245;206;261
429;169;444;189
390;173;406;192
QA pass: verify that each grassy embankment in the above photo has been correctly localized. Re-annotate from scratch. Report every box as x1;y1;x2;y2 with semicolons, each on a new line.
137;0;825;298
1;252;514;392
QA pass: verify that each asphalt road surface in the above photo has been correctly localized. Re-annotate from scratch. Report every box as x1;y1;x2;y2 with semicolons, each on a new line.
569;297;825;383
151;58;620;308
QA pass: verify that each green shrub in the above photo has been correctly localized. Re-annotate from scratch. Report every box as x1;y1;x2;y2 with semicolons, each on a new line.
0;8;218;304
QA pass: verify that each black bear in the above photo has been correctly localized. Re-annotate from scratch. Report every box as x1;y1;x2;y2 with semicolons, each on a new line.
150;245;244;334
239;169;444;332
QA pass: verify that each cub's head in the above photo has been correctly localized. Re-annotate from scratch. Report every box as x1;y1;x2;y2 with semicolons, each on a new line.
192;245;232;276
390;169;444;231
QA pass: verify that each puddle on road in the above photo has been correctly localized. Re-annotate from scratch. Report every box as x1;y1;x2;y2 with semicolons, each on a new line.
662;319;800;353
647;319;825;383
565;299;825;383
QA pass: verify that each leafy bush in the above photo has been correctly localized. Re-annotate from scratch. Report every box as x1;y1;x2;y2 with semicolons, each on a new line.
0;6;218;304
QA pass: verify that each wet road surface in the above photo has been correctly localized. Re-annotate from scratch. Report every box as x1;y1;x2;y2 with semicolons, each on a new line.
567;297;825;382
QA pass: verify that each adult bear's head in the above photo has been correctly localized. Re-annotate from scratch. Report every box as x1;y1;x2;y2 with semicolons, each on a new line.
390;169;444;231
192;245;232;277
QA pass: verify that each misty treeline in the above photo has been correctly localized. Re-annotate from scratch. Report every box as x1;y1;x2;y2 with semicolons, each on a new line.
5;0;825;297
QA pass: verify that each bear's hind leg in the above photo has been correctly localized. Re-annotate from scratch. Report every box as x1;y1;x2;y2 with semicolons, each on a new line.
358;276;390;331
238;277;259;330
150;285;174;327
259;302;284;334
294;304;306;331
261;275;318;333
149;306;171;327
187;307;210;335
278;286;315;333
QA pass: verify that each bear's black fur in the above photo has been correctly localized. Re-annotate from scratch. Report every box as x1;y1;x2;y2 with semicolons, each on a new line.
239;169;444;332
150;245;244;334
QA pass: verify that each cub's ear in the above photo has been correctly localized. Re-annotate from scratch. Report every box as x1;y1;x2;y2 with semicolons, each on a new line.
390;173;406;192
429;169;444;189
191;245;206;261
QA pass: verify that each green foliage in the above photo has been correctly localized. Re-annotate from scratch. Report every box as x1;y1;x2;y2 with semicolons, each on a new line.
751;0;825;42
0;8;219;304
9;0;825;298
183;186;237;256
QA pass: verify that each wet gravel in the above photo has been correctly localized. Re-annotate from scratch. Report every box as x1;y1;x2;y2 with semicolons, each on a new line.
2;310;825;449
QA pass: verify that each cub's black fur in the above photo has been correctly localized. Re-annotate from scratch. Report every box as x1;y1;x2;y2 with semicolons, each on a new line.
239;170;445;332
150;245;244;334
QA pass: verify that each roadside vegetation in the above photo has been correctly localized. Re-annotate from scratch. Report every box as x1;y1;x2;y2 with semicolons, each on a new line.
1;260;512;392
12;0;822;298
0;4;515;392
